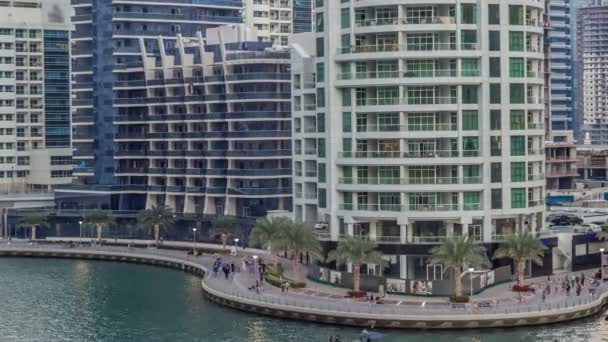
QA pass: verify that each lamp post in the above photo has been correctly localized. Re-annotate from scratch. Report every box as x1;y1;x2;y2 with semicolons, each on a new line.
234;238;239;249
78;221;83;245
192;228;197;255
468;267;474;296
601;248;605;281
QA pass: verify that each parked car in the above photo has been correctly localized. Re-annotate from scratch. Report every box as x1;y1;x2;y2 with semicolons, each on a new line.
578;223;602;233
547;213;583;226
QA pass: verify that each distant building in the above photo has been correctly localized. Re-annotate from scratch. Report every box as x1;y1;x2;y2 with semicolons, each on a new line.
242;0;294;47
545;131;578;190
0;0;73;195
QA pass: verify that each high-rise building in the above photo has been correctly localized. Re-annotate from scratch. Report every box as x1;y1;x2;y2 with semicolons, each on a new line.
61;2;292;216
293;0;312;33
577;1;608;144
545;0;575;131
0;0;73;193
292;1;546;277
242;0;293;47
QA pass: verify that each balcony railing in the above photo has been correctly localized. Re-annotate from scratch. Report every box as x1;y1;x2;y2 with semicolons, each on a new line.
338;42;478;55
339;203;482;212
338;150;479;159
337;69;476;80
356;123;456;132
338;176;482;185
355;96;457;106
354;16;456;27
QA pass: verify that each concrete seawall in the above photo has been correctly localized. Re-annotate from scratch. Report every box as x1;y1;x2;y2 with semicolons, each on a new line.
1;247;607;329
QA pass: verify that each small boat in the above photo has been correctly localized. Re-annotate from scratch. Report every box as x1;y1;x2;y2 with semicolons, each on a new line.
357;330;385;341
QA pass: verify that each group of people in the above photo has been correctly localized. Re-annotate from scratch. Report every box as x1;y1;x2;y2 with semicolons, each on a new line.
539;273;599;302
212;257;236;280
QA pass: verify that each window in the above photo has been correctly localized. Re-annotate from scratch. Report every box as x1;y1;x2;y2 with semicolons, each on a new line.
510;136;525;156
341;8;350;29
318;163;326;183
509;5;524;25
463;137;479;156
490;84;501;104
318;188;327;208
491;162;502;182
461;4;477;24
463;192;480;210
316;63;324;83
511;188;526;208
490;110;501;130
489;57;501;77
318;139;326;157
509;58;524;77
462;110;478;130
315;13;324;32
511;162;526;182
462;85;478;104
491;189;502;209
317;113;325;132
343;138;352;152
491;136;501;156
489;31;500;51
488;4;500;25
342;89;351;106
509;31;524;51
461;30;477;50
342;112;352;132
463;165;480;184
510;83;525;104
50;156;72;165
317;88;325;107
461;58;479;76
316;37;324;57
510;110;525;130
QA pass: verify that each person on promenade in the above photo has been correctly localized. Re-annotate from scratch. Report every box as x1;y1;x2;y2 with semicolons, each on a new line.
581;273;585;286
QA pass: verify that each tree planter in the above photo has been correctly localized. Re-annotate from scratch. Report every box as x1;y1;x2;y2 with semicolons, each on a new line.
449;295;470;303
512;284;530;292
348;290;367;298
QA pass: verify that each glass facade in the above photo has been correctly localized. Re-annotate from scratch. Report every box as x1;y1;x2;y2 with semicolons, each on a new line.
43;30;70;148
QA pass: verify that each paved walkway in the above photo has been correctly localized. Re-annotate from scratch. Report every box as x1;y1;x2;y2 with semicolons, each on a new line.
2;240;605;317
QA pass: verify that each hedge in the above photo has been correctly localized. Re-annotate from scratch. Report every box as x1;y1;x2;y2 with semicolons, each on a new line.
264;264;305;288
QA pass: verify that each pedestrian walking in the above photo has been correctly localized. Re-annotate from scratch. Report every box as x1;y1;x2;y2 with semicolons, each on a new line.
581;273;585;286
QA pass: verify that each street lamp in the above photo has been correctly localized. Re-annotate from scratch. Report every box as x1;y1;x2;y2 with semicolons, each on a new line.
78;221;83;245
601;248;605;281
234;238;239;249
192;228;197;255
468;267;475;296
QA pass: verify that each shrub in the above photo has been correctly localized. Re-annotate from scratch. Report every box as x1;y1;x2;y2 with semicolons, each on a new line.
512;284;530;292
263;264;305;289
449;295;470;303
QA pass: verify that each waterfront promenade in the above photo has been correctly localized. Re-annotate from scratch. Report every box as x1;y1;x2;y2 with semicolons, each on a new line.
0;240;606;329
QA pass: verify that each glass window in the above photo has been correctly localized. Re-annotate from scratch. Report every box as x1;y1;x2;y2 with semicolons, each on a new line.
463;137;479;156
491;189;502;209
490;110;501;130
343;138;352;152
488;4;500;25
489;57;501;77
342;89;351;106
463;192;480;210
315;13;324;32
511;162;526;182
341;8;350;29
511;188;526;208
318;138;326;157
461;30;477;50
318;163;326;183
317;113;325;132
316;63;325;83
341;34;350;50
462;110;478;130
341;63;351;80
509;58;524;77
491;162;502;183
316;37;324;57
342;112;352;132
510;83;525;104
490;83;501;104
510;136;525;156
463;165;480;184
461;4;477;24
489;31;500;51
509;31;524;51
509;5;524;25
491;136;501;156
510;110;525;130
462;85;478;104
318;188;327;208
461;58;479;76
317;88;325;107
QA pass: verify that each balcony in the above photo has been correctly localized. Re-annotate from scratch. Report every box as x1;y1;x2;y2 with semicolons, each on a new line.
339;202;481;212
355;96;457;107
337;69;479;81
338;150;479;159
354;16;456;27
338;176;482;185
356;123;456;133
338;42;478;55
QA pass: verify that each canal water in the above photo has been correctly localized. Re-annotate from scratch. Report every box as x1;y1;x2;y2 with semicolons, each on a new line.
0;258;605;342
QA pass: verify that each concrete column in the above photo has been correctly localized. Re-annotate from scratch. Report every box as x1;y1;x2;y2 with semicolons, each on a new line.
446;222;454;237
462;223;469;237
370;221;377;240
400;255;407;279
407;223;414;242
347;223;354;237
530;213;537;233
225;197;237;216
203;196;215;215
183;196;194;214
399;224;407;244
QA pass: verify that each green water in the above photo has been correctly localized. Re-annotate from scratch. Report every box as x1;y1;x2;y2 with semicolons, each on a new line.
0;258;605;342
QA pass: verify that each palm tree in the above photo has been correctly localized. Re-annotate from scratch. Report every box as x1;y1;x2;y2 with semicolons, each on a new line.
327;237;387;292
250;216;290;272
20;213;47;241
136;206;175;244
210;216;239;250
278;221;321;281
85;209;113;241
493;232;547;286
429;236;489;297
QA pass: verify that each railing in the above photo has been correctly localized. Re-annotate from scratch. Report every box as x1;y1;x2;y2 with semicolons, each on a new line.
339;203;482;212
337;150;479;158
337;69;475;80
528;174;545;181
354;16;456;27
355;96;457;106
356;123;456;132
338;177;482;185
339;43;478;54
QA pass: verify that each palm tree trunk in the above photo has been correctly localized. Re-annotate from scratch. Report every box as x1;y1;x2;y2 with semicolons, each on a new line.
154;224;160;244
221;234;227;250
273;254;278;273
353;263;361;292
292;254;300;281
454;267;462;296
517;259;525;285
30;225;36;241
96;224;102;241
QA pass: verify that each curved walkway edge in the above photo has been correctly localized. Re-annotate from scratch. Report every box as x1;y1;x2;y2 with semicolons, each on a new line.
1;245;607;330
